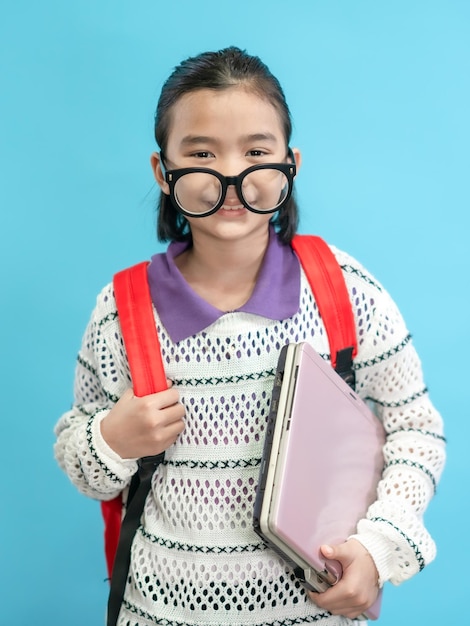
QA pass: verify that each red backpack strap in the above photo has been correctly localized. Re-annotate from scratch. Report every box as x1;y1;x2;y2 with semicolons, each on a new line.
113;261;167;397
291;234;357;387
101;262;167;582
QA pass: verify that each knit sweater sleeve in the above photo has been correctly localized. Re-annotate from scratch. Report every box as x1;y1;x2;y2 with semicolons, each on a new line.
333;248;446;587
54;283;138;500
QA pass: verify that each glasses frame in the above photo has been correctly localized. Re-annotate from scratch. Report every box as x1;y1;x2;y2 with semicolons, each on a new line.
162;148;297;218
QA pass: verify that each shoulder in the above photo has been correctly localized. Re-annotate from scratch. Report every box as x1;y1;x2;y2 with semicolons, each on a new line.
294;236;387;304
294;236;410;354
292;234;385;294
326;243;397;314
95;280;116;311
87;281;118;333
323;242;411;349
328;244;386;295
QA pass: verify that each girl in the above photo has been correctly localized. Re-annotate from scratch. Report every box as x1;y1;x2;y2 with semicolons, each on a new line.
54;47;446;625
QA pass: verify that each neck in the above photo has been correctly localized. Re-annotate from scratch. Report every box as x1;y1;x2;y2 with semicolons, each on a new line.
191;227;269;272
174;227;271;311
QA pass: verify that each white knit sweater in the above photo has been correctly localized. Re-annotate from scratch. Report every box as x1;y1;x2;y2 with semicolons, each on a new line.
54;245;445;626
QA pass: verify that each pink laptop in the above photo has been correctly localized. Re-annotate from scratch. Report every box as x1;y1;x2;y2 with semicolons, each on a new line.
253;342;385;620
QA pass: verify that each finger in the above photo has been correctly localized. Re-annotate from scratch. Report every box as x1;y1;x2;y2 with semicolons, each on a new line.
308;586;365;620
320;543;353;569
154;386;181;407
162;415;186;439
320;544;335;558
159;402;186;426
150;413;185;451
133;387;181;411
320;543;346;561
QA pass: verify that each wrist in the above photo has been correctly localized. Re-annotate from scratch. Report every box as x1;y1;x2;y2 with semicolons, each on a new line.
96;411;139;465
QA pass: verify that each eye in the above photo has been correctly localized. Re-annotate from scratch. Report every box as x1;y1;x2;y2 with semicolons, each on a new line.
191;151;214;159
247;149;268;157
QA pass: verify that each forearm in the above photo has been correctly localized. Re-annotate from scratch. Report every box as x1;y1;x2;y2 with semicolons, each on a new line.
54;405;137;500
353;362;445;585
54;288;139;499
351;487;437;586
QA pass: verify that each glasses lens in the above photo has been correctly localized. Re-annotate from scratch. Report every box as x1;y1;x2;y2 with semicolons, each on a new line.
241;168;290;212
173;172;222;216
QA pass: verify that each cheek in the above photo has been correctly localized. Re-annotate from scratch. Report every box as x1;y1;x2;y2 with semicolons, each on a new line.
242;172;288;207
200;179;221;203
175;175;222;210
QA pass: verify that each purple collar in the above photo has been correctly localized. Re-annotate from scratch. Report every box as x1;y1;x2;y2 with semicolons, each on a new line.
147;228;300;343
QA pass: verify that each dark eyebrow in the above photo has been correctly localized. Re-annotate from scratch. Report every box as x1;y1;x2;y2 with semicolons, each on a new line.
180;135;217;147
179;133;279;147
242;133;278;143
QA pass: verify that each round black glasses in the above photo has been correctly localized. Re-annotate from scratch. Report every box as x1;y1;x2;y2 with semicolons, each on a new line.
162;149;296;218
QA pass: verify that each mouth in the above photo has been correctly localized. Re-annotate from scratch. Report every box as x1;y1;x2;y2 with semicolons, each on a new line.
220;204;245;211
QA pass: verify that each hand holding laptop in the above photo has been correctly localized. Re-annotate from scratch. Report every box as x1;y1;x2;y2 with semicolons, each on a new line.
308;540;381;620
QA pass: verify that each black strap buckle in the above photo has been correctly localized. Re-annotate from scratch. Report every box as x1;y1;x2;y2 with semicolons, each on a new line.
138;453;165;473
335;346;356;390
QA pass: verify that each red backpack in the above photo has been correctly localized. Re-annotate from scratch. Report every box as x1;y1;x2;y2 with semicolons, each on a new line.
103;234;357;625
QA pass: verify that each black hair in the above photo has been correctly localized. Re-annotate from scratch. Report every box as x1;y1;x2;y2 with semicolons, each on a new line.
154;46;298;243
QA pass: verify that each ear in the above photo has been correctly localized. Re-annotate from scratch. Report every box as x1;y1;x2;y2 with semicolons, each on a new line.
291;147;302;174
150;152;170;194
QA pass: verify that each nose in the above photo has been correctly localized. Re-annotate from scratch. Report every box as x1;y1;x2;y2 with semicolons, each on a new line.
224;175;238;187
215;160;249;205
216;155;246;177
222;178;243;205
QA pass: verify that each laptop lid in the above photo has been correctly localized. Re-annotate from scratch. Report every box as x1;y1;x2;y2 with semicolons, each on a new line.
253;342;384;619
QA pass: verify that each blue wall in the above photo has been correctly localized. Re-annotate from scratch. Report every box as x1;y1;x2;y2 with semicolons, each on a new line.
1;1;468;623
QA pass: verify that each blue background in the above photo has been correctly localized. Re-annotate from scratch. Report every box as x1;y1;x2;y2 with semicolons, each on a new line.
1;1;468;623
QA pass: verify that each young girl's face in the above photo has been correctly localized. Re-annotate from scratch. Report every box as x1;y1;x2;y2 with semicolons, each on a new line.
152;86;300;243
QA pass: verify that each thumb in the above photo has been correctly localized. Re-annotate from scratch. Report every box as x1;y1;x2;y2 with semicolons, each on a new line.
320;543;353;568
